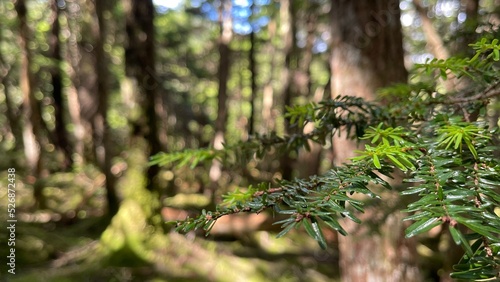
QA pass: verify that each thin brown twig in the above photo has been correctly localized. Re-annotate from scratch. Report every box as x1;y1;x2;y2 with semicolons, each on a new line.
446;80;500;104
425;80;500;105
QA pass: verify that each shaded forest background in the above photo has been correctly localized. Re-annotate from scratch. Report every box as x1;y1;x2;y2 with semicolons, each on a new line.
0;0;499;281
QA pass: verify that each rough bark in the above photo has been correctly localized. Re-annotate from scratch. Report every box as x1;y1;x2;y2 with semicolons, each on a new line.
330;0;408;164
330;1;421;281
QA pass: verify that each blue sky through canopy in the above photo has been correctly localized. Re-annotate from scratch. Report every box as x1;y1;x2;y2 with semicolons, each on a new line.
153;0;271;35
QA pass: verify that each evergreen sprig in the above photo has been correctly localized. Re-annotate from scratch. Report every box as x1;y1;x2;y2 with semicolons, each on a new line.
151;37;500;280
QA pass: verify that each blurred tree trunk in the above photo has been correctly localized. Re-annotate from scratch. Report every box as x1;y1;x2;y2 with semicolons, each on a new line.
297;1;323;179
330;1;422;281
70;0;102;167
412;0;456;92
48;0;73;170
248;26;257;136
298;1;317;97
16;0;46;188
413;0;480;58
278;0;297;180
61;0;85;166
209;0;232;190
94;0;119;216
412;0;450;60
261;19;277;132
61;0;120;215
124;0;163;191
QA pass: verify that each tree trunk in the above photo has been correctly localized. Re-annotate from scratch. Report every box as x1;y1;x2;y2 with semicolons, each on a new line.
298;1;318;97
296;1;323;179
49;0;73;170
261;19;277;132
16;0;46;185
94;0;119;216
412;0;450;60
279;0;297;180
61;0;85;167
248;28;257;136
209;0;232;191
124;0;163;192
70;0;102;167
412;0;458;92
330;1;422;281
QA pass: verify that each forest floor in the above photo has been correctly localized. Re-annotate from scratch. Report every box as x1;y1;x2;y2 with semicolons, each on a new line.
0;168;340;282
